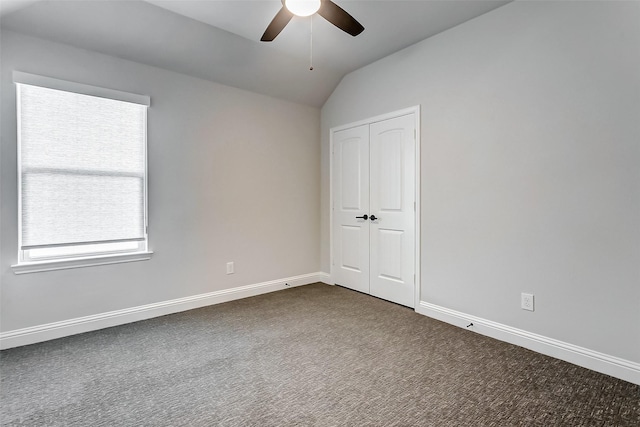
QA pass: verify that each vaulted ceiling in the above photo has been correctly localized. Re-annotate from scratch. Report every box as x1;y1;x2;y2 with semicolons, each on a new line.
1;0;511;107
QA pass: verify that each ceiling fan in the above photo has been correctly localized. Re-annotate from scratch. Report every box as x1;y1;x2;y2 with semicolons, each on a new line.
261;0;364;42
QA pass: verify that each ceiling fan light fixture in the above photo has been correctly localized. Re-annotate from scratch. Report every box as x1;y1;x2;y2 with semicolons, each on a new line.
262;0;363;42
285;0;321;17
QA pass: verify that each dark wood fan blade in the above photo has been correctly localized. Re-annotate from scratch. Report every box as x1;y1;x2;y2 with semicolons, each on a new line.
261;6;294;41
318;0;364;37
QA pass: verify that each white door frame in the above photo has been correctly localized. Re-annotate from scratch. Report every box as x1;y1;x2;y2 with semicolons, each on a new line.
329;105;421;309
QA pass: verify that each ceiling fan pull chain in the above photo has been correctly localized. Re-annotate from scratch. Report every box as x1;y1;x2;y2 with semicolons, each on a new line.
309;17;313;70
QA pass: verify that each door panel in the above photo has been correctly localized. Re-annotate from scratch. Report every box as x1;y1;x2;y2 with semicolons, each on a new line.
378;229;404;281
369;114;415;307
340;225;363;271
377;132;403;211
332;125;370;294
340;137;363;210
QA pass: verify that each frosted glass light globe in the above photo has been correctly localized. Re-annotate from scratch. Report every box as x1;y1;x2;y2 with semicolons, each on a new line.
285;0;321;17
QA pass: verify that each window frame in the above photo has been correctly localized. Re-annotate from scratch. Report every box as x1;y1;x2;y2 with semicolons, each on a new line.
11;72;153;274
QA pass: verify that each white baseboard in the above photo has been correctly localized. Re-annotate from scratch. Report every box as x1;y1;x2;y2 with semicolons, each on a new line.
0;272;325;350
317;271;331;285
417;301;640;386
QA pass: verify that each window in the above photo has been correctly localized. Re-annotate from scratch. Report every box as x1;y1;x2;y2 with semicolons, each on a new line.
13;72;152;273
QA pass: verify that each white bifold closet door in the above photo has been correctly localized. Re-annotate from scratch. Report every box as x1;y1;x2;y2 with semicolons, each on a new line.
332;113;416;308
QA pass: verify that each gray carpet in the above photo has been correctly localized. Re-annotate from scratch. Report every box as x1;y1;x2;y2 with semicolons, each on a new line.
1;283;638;426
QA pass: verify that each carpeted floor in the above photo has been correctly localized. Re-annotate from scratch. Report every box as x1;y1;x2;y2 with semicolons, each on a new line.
1;283;638;426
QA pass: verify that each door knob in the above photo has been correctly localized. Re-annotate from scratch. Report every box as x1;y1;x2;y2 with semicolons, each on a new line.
355;214;368;220
370;215;378;221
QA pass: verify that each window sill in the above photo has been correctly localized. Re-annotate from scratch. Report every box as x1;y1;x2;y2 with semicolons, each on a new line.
11;251;153;275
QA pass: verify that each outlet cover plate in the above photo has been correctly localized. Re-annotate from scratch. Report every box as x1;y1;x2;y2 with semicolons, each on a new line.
521;293;534;311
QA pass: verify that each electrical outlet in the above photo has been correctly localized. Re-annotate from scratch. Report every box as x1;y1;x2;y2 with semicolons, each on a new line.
226;262;234;275
521;293;534;311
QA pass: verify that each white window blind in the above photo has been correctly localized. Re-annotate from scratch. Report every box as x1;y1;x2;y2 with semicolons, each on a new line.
16;73;149;251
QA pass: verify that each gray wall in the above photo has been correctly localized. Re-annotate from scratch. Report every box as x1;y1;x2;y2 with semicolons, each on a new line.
1;30;320;331
321;1;640;363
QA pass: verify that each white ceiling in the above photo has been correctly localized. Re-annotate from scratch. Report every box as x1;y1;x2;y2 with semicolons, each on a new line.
1;0;511;107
